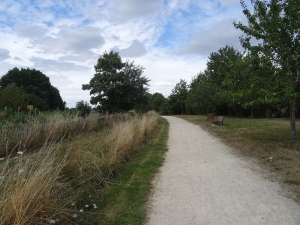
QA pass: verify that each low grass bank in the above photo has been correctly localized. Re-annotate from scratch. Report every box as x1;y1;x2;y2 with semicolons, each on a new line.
176;115;300;201
78;117;169;224
0;111;166;225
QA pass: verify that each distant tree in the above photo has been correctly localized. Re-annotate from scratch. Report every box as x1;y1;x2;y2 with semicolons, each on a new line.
234;0;300;144
76;100;91;117
223;51;279;118
206;45;243;115
0;67;64;110
170;79;188;115
186;72;216;115
0;83;26;110
151;92;167;113
82;51;150;112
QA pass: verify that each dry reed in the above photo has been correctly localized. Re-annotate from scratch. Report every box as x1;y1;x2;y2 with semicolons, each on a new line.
0;111;160;224
0;143;68;225
0;112;134;157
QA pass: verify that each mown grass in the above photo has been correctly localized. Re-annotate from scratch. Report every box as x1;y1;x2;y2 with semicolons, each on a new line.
176;115;300;201
0;111;166;224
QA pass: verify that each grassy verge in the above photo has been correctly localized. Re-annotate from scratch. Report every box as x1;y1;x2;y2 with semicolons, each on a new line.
78;117;169;224
176;115;300;201
0;112;169;224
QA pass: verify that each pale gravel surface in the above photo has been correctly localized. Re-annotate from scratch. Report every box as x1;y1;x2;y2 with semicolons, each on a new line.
145;116;300;225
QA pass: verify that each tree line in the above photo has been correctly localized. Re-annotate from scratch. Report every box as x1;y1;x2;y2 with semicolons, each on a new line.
163;0;299;145
0;68;65;114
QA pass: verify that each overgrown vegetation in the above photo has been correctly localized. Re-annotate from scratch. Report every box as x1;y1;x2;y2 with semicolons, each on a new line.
0;111;134;157
177;115;300;201
0;111;163;225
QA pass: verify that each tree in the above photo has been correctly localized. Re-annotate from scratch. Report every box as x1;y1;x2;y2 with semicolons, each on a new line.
0;83;26;110
82;51;150;112
223;51;279;118
186;72;216;114
76;100;91;117
170;79;188;115
234;0;300;144
150;92;167;114
206;45;243;115
0;67;64;110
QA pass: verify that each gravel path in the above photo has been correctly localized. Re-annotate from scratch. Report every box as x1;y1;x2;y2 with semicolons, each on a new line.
145;116;300;225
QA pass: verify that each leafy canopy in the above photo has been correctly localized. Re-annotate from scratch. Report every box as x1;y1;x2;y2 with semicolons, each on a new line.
82;51;150;112
0;68;64;110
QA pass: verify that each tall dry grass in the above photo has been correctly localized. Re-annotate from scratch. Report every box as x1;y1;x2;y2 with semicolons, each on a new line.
0;112;133;157
0;111;160;224
62;111;160;186
0;143;68;225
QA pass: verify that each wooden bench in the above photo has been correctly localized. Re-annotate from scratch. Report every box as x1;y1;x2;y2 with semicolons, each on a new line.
213;116;225;125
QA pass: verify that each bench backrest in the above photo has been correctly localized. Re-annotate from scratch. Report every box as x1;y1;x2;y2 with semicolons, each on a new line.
217;116;225;121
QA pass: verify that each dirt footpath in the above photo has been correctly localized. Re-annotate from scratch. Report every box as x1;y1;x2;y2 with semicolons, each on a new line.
145;116;300;225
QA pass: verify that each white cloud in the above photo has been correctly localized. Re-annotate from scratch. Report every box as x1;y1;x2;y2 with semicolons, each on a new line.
15;24;48;39
32;57;90;72
220;0;240;6
179;19;243;55
36;26;105;54
0;48;11;61
111;0;163;21
119;40;147;57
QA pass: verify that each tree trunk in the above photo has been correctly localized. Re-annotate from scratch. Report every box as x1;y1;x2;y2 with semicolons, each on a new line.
251;106;253;118
290;99;296;145
181;102;183;115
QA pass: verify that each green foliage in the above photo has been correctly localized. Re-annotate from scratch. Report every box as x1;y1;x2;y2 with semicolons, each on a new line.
76;100;91;117
0;67;64;110
185;46;244;116
186;72;216;114
150;92;167;114
82;51;150;112
0;83;26;110
234;0;300;143
168;79;188;115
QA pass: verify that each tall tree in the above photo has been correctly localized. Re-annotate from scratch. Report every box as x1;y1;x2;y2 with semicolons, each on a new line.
206;46;243;115
151;92;167;114
186;72;216;114
171;79;188;115
234;0;300;144
82;51;150;112
0;68;64;110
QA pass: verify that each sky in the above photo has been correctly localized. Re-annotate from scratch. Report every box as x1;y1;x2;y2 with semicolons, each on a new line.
0;0;251;108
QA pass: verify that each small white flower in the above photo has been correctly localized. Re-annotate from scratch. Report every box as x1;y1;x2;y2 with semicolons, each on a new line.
79;209;84;212
18;169;24;173
0;158;4;161
93;204;97;209
72;213;78;218
17;151;23;155
85;205;89;208
49;219;56;224
269;157;273;162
